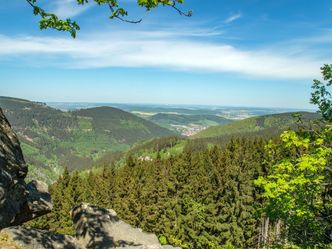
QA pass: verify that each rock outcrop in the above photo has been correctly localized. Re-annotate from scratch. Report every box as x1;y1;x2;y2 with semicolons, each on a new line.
1;204;180;249
72;203;180;249
0;108;52;229
1;227;83;249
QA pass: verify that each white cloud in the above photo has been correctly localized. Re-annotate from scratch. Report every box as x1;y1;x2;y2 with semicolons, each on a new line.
52;0;91;18
0;31;326;80
224;13;242;24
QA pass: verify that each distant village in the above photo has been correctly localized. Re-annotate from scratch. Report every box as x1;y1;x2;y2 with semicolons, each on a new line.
170;124;208;137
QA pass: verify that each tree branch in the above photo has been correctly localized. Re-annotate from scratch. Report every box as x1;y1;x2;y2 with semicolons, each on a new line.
107;3;142;24
25;0;35;8
169;1;192;17
25;0;191;37
325;166;332;173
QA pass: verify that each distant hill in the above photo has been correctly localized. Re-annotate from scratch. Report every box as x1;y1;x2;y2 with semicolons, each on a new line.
193;112;320;139
74;107;174;144
81;112;322;171
147;113;233;136
127;112;321;162
0;96;174;183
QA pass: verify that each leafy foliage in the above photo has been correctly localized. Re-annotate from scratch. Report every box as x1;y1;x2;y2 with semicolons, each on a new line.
311;65;332;122
255;127;332;246
256;65;332;248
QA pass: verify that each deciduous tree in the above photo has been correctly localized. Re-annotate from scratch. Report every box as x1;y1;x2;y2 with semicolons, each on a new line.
255;65;332;247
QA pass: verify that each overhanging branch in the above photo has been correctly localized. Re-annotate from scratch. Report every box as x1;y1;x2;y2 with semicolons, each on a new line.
25;0;192;38
170;1;192;17
107;3;142;24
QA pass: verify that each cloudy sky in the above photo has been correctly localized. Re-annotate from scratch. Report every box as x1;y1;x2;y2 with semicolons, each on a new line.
0;0;331;108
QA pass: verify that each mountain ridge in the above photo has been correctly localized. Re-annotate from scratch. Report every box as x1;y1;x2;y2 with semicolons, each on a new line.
193;111;320;139
0;96;174;183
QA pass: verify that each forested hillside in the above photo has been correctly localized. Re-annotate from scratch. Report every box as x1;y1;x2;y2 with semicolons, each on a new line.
28;131;332;248
6;98;330;248
28;137;268;248
193;112;320;139
1;97;330;249
74;107;173;144
0;96;174;183
122;112;320;164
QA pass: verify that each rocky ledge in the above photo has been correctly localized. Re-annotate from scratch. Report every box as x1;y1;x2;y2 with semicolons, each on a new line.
1;203;179;249
72;203;179;249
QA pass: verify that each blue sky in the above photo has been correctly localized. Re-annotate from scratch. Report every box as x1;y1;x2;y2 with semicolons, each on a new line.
0;0;331;108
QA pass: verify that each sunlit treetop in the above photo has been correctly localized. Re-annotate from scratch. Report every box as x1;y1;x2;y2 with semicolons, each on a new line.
311;64;332;122
25;0;192;38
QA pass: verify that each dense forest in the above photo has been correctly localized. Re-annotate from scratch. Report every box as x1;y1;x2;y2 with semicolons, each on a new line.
27;127;332;248
28;137;268;248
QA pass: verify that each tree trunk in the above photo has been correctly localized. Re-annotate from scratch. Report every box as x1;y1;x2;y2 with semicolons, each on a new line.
263;217;269;248
275;219;281;242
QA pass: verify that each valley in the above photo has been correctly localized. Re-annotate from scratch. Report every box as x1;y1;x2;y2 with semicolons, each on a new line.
0;96;329;249
0;96;174;183
48;102;312;136
0;96;316;184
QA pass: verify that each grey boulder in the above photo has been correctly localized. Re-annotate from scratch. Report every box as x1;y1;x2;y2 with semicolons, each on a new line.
72;203;180;249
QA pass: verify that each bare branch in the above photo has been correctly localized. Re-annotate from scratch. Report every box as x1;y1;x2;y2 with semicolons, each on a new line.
114;15;142;24
107;3;142;24
25;0;34;8
170;0;192;17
